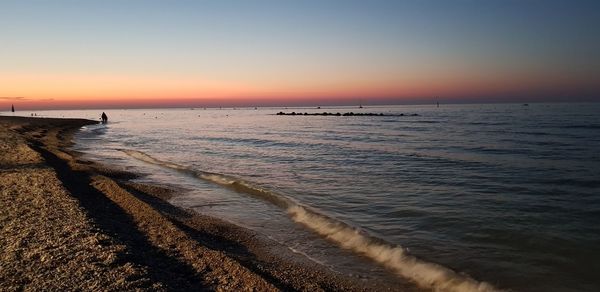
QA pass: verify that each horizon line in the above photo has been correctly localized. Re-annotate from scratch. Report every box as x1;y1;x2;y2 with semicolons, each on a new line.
2;99;599;112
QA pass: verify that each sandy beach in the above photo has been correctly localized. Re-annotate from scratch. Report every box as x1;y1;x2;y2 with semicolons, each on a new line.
0;115;416;291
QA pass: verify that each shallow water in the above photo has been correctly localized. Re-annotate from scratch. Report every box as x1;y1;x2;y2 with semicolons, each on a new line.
11;103;600;291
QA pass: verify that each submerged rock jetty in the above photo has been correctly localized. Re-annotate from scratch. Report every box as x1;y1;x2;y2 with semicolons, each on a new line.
276;112;419;117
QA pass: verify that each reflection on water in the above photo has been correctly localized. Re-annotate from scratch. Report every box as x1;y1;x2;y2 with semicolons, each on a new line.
16;103;600;291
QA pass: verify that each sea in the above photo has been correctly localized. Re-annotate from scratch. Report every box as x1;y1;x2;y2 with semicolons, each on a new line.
8;103;600;291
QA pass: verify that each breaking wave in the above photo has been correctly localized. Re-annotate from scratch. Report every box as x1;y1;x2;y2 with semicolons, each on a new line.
121;149;499;292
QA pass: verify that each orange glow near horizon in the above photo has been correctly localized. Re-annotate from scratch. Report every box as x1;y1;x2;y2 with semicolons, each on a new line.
2;70;597;110
2;1;599;111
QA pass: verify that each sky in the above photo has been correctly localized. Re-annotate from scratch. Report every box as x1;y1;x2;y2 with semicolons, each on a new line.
1;0;599;109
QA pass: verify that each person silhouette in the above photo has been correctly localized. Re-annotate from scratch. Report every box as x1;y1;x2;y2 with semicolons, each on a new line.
101;112;108;124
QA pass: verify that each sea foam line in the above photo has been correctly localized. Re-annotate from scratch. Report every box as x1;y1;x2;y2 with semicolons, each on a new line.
288;206;498;292
120;149;500;292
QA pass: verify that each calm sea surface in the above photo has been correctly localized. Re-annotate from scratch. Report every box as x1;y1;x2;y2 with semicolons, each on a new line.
11;103;600;291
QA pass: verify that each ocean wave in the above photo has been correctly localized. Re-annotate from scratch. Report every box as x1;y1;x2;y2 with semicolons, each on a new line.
560;124;600;130
121;148;500;292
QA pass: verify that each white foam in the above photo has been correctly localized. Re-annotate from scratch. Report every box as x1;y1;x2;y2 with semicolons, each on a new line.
200;173;236;185
122;148;500;291
122;149;192;171
287;205;499;292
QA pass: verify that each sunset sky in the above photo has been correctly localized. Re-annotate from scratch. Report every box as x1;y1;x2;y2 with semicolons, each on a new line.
1;0;599;109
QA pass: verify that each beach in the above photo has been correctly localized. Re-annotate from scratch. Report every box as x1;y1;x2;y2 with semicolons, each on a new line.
2;104;598;292
3;1;598;290
0;115;415;291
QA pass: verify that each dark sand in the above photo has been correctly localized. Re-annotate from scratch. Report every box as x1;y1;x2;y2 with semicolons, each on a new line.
0;116;419;291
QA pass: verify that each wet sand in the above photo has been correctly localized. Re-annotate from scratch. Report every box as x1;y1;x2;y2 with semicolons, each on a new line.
0;115;419;291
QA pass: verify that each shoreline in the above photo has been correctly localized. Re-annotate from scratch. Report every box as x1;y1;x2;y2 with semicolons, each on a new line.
0;115;417;291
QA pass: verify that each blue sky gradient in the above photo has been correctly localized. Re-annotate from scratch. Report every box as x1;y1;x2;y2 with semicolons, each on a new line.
1;0;599;108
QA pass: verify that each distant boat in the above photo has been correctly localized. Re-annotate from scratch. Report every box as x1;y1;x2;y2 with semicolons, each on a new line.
523;103;529;106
